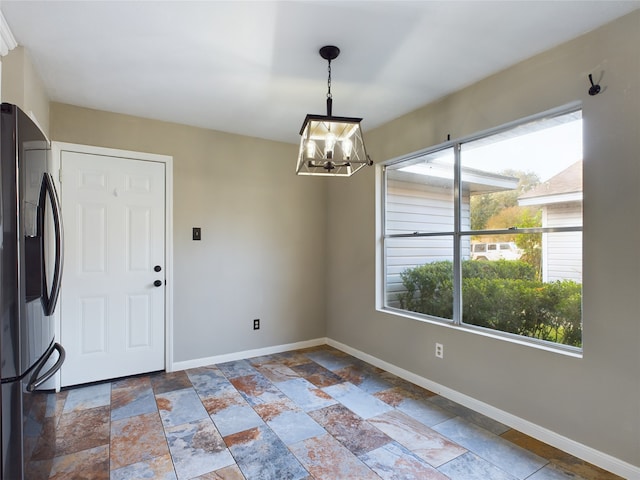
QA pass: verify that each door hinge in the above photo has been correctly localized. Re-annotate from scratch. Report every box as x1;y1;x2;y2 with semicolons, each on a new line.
58;169;62;183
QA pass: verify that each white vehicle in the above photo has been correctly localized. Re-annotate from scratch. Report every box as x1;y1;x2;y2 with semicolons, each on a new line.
471;242;522;261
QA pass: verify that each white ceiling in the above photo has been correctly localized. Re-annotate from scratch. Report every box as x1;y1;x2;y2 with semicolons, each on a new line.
2;1;639;145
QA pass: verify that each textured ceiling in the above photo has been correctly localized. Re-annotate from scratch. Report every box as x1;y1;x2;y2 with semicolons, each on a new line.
2;1;639;144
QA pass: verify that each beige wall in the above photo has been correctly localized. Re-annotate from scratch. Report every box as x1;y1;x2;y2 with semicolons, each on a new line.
326;10;640;468
3;6;637;470
50;104;328;363
1;46;49;135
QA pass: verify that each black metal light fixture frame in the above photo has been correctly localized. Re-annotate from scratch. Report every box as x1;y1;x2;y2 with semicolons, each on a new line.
296;45;373;177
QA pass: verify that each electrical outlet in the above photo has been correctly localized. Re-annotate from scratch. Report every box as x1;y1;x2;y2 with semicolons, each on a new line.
435;343;444;359
253;319;260;330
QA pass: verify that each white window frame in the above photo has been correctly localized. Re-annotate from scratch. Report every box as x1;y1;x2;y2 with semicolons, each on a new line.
380;103;583;355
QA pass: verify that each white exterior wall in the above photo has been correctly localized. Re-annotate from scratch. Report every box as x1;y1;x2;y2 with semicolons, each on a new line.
385;177;470;306
542;202;582;282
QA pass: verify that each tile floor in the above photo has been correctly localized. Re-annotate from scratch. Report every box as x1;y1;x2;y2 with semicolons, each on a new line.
25;345;623;480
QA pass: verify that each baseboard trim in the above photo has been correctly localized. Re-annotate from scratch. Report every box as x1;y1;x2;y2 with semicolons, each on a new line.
326;338;639;480
170;337;327;372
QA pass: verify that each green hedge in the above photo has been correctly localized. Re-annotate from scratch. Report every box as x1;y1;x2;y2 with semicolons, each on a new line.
462;259;537;281
398;260;582;347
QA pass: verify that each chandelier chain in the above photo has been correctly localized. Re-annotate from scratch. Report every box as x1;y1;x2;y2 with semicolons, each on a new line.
327;60;332;99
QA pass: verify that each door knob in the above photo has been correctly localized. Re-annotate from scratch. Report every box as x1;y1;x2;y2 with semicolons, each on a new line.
154;265;162;272
154;280;163;287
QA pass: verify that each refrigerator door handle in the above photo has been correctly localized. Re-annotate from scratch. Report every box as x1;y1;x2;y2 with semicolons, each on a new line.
41;172;64;316
26;342;65;392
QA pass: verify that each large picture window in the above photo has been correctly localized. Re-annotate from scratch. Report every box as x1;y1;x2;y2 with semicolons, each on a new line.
383;107;583;349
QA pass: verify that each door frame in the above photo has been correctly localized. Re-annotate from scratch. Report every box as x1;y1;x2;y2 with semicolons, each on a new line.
51;142;174;388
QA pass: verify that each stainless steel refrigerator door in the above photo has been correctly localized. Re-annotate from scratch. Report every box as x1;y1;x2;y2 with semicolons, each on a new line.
0;102;22;382
1;381;23;480
20;134;54;376
1;103;61;480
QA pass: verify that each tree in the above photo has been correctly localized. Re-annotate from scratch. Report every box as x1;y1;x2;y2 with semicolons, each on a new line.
486;206;542;279
485;205;540;231
470;170;540;230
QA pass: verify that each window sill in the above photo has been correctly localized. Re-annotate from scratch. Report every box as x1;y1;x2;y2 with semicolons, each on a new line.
378;306;584;359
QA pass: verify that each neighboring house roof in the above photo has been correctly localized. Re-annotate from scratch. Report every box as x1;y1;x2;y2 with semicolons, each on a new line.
518;161;582;206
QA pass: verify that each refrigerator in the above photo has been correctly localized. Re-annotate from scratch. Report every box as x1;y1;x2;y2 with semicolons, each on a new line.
0;103;65;479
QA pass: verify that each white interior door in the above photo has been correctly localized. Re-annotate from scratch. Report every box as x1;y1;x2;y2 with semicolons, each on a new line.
60;151;166;387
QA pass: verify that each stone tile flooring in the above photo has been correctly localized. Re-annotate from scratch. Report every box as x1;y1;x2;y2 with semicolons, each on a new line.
28;345;623;479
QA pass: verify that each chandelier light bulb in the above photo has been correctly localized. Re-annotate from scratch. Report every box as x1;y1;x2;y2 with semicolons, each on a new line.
325;132;337;159
305;140;316;159
342;138;353;160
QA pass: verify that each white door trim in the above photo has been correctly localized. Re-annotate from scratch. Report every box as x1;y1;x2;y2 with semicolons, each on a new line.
51;142;174;384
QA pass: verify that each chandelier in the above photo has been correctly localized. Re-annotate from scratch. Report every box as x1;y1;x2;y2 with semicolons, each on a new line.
296;45;372;177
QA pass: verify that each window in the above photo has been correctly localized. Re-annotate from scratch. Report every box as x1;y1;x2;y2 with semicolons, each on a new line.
383;107;583;350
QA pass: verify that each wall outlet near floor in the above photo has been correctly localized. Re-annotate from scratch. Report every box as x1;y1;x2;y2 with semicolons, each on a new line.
253;319;260;330
435;343;444;359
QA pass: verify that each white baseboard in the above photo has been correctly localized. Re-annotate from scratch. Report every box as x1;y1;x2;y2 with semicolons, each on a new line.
170;337;327;372
326;338;639;480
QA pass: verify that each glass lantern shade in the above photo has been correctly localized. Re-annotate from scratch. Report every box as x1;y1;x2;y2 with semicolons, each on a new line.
296;114;370;177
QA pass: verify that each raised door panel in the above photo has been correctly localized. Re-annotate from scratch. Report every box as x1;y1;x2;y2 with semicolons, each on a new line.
80;296;107;354
126;207;151;272
78;204;107;273
126;294;151;349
